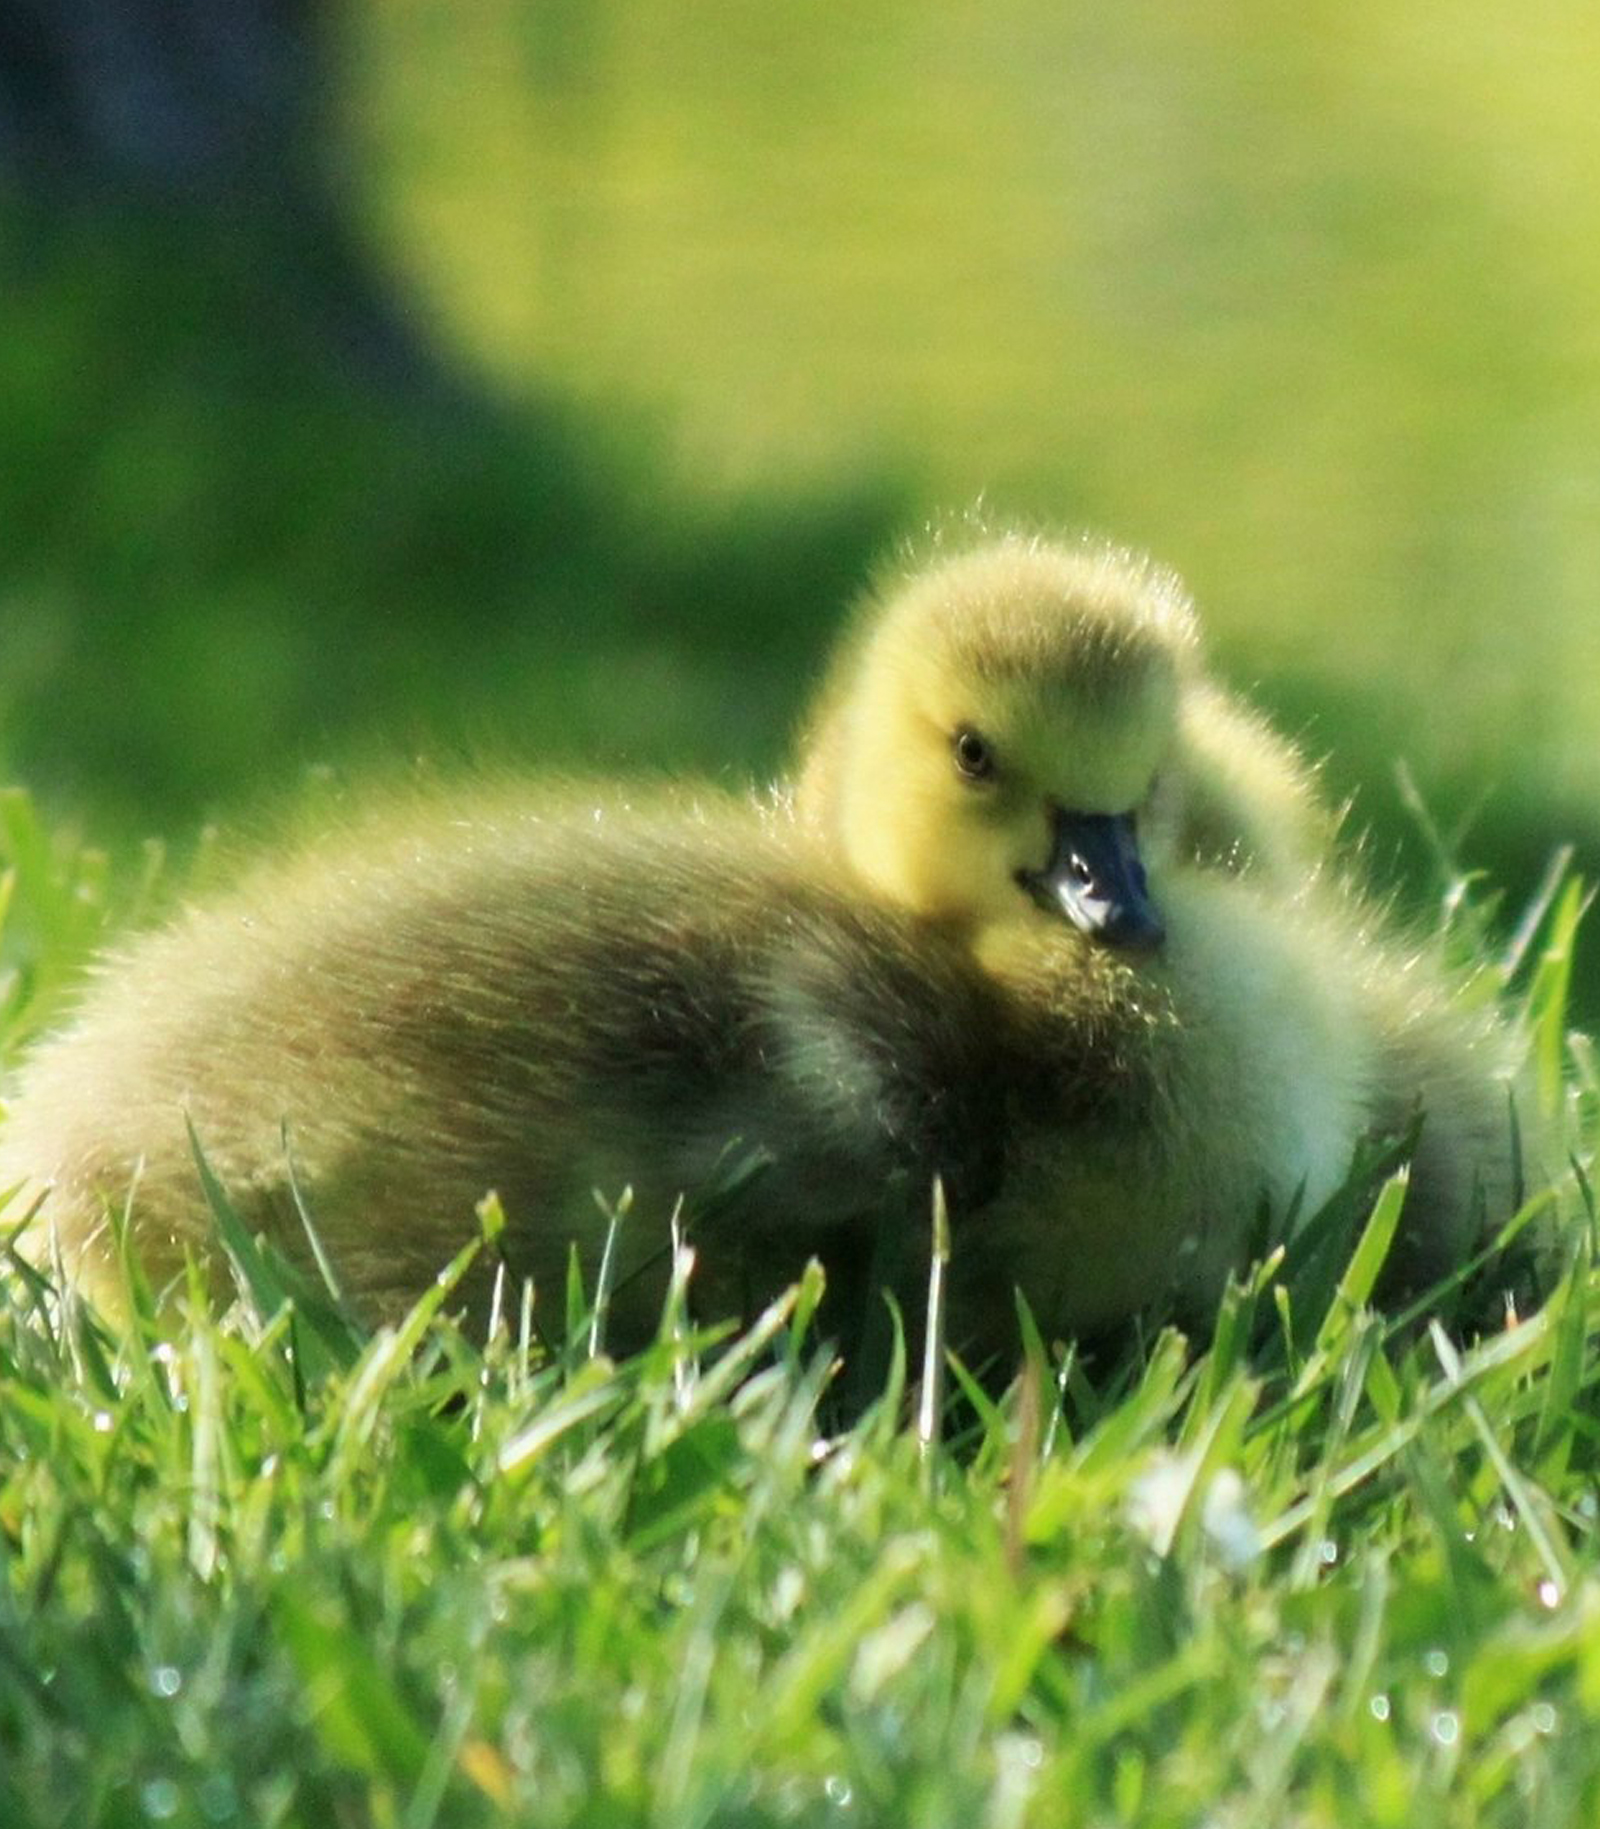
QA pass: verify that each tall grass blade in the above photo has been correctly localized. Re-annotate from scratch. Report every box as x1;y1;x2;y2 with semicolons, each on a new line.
917;1176;950;1459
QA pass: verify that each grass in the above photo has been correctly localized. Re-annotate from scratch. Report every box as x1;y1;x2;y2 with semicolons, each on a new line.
0;204;905;843
0;796;1597;1829
5;15;1600;1816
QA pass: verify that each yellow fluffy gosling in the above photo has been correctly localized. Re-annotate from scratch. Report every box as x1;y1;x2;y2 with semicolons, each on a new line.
795;531;1531;1338
0;532;1533;1361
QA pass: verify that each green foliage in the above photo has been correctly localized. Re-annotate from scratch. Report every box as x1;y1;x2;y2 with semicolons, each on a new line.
1;14;1598;1801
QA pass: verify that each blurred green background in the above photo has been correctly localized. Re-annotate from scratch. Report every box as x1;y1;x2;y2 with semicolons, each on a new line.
1;2;1597;998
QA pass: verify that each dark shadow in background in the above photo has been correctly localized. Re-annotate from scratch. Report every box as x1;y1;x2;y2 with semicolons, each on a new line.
0;1;907;820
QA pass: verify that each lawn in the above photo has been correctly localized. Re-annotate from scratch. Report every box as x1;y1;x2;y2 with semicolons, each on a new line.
4;6;1600;1821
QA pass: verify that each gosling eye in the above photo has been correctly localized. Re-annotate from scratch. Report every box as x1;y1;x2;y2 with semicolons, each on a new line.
952;726;996;782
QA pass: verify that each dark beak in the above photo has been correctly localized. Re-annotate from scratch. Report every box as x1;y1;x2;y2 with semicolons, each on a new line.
1017;809;1165;952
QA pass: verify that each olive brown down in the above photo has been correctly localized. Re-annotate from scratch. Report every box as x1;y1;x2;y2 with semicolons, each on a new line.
0;528;1538;1361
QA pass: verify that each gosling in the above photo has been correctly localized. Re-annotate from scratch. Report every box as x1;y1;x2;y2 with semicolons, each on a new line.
0;533;1534;1360
794;530;1533;1338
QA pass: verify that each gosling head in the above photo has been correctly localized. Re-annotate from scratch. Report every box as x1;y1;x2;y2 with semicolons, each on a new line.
799;534;1199;950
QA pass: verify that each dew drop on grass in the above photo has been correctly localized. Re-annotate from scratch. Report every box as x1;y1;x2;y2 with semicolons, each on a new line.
1127;1455;1188;1552
1201;1469;1260;1571
92;1412;113;1434
1423;1649;1449;1678
1317;1537;1338;1567
141;1779;180;1821
771;1565;805;1621
1368;1694;1390;1722
1431;1711;1460;1747
992;1733;1044;1824
148;1665;182;1699
1531;1702;1558;1735
823;1774;855;1810
1537;1578;1561;1610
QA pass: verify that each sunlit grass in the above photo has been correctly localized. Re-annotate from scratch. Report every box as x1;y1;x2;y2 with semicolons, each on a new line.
0;792;1597;1826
